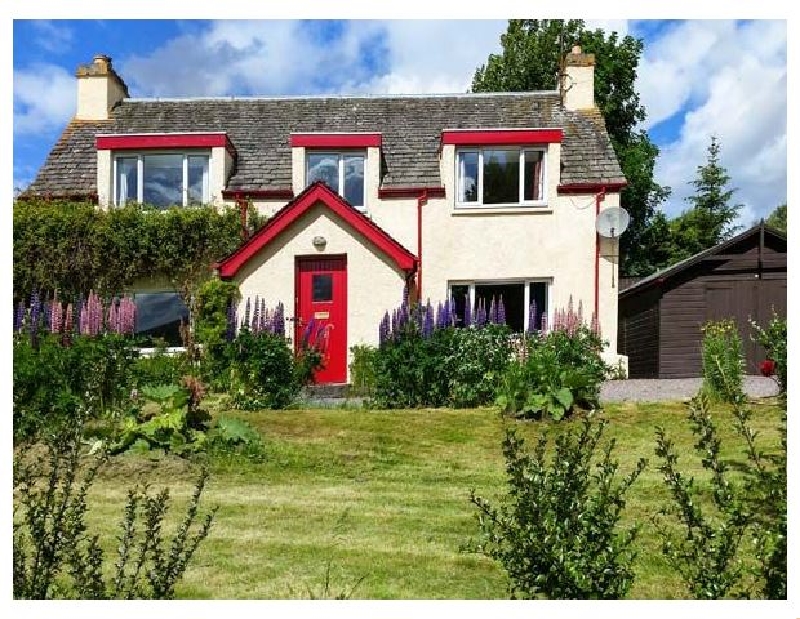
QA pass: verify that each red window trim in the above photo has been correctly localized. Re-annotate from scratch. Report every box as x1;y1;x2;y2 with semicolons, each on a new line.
96;133;237;158
290;133;382;148
441;129;563;146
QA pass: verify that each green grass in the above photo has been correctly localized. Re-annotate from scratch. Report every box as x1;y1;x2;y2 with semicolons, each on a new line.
79;398;784;599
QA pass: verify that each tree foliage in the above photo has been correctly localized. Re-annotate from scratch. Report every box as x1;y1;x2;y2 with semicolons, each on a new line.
766;203;786;234
668;136;742;259
471;19;671;276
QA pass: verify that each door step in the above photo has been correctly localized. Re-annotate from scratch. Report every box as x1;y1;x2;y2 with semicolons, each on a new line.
302;383;351;399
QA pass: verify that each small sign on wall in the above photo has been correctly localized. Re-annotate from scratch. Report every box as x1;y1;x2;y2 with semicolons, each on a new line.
314;311;330;320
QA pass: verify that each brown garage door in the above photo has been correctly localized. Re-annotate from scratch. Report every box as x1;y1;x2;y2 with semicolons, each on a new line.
705;278;786;374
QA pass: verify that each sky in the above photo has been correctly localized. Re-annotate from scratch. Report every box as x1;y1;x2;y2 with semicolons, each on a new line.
12;18;788;227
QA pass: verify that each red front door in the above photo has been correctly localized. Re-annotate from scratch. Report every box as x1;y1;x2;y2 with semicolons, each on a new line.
295;256;348;384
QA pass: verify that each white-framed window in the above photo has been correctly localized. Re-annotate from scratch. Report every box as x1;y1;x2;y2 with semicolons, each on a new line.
114;152;210;208
306;152;366;209
456;147;546;208
448;279;551;333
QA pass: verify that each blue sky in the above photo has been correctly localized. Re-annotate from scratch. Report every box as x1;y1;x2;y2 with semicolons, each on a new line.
13;19;787;225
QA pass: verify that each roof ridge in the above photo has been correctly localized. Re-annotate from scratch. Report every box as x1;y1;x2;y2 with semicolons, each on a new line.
123;91;561;103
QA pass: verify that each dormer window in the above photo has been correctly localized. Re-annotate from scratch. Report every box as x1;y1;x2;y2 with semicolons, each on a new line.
442;129;562;210
306;152;365;209
114;153;210;208
456;147;546;207
97;133;232;209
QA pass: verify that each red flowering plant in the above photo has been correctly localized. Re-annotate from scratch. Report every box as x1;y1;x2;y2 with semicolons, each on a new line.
760;359;776;378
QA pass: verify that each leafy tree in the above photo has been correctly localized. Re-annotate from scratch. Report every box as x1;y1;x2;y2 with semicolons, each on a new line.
766;203;786;234
671;136;742;257
471;19;671;276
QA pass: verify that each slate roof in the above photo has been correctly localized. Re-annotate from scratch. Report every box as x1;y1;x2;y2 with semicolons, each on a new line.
27;92;625;197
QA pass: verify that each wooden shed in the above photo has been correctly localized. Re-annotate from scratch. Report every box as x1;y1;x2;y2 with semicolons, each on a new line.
618;222;787;378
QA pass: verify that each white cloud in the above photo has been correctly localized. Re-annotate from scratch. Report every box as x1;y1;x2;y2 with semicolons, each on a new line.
13;63;76;135
346;20;506;94
121;20;387;97
31;20;74;53
641;20;787;224
120;19;507;97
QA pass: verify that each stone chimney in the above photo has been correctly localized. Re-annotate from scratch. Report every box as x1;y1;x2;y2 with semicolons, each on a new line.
561;45;595;111
75;54;129;121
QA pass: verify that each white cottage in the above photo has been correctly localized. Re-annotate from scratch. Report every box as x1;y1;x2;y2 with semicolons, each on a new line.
26;47;628;383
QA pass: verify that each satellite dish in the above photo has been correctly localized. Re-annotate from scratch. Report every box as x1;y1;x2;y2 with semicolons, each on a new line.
595;207;630;238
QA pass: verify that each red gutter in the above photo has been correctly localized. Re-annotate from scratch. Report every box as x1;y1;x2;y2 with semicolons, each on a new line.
558;181;627;195
221;188;294;201
417;190;428;299
378;186;445;199
594;187;607;323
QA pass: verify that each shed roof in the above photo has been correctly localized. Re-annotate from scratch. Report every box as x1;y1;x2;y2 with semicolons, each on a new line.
620;222;787;297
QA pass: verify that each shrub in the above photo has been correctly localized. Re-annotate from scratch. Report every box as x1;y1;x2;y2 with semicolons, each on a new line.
14;199;241;300
13;333;138;441
654;393;752;599
228;328;300;410
701;320;744;404
195;278;240;390
131;347;191;388
349;345;378;397
469;417;646;599
496;325;607;421
112;379;212;456
372;301;512;409
446;325;513;407
13;414;215;599
750;312;786;401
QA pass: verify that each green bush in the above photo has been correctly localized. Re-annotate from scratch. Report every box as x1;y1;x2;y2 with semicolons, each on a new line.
701;320;744;404
131;348;191;388
112;382;211;457
14;199;242;300
348;345;378;397
469;417;646;599
195;278;240;390
496;326;607;421
446;325;513;407
372;321;511;409
13;416;215;599
13;334;138;440
228;328;300;410
750;312;786;400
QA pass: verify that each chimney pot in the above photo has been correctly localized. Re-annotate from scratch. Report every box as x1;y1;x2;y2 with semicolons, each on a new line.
93;54;112;69
572;45;582;54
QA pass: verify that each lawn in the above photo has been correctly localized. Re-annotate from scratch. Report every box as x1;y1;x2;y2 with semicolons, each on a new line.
82;398;784;599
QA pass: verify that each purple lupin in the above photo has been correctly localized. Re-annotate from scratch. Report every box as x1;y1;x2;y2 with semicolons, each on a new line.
14;299;24;333
29;291;40;343
242;298;251;329
251;295;260;333
463;294;472;328
423;299;434;338
260;298;267;333
488;297;496;325
497;296;506;326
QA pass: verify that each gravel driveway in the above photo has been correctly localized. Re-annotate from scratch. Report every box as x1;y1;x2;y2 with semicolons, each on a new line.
600;376;779;403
